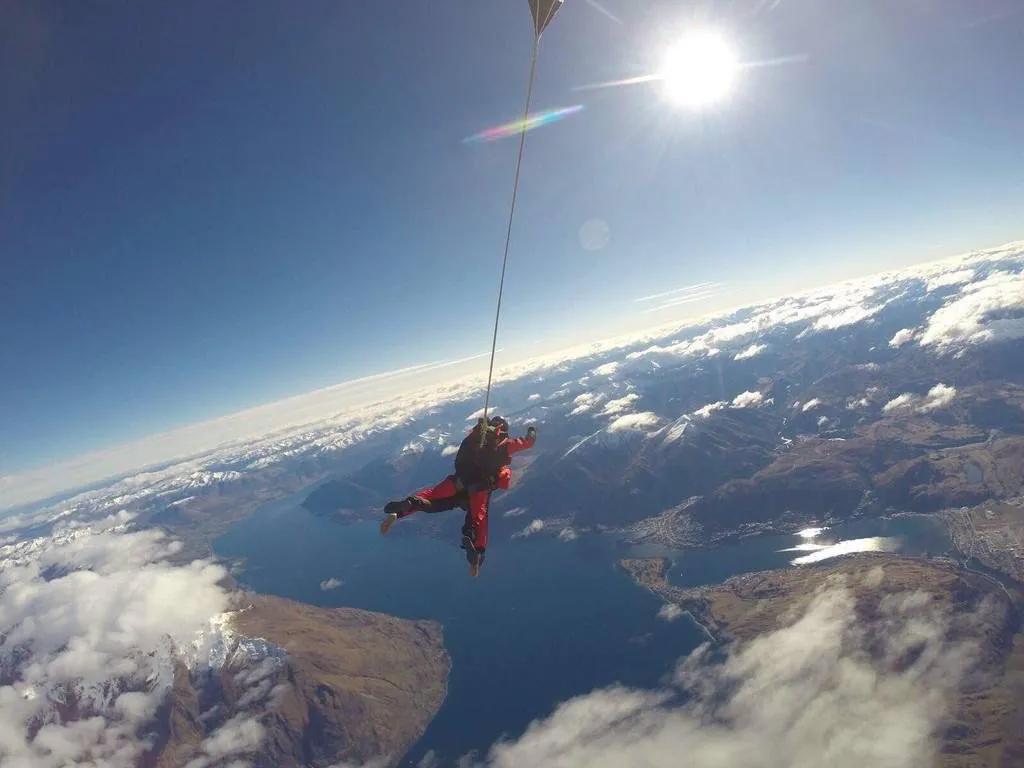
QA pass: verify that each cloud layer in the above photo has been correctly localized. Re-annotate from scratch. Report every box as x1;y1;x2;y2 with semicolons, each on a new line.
475;583;979;768
919;270;1024;350
0;516;279;768
4;242;1021;529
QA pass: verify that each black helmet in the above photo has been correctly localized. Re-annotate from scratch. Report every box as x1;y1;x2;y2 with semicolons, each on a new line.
488;416;509;433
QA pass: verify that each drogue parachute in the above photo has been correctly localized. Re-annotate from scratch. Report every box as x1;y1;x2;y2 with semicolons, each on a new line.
529;0;565;38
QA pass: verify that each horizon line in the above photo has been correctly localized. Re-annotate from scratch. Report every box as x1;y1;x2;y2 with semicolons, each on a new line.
2;238;1019;514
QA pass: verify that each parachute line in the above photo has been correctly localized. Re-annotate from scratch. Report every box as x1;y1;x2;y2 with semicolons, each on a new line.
480;1;565;439
481;38;539;433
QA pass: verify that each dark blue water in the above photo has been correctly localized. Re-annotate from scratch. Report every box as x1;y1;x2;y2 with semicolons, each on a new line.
215;498;704;765
214;500;951;764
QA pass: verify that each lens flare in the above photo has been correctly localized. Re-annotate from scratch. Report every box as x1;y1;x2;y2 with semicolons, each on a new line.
463;105;584;144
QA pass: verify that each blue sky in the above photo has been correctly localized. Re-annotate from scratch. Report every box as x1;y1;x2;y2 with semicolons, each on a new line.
2;0;1023;474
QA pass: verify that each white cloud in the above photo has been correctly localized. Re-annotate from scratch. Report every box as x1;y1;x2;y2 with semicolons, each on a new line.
476;584;981;768
627;337;714;363
882;393;918;413
607;412;660;432
693;401;727;419
466;406;499;421
319;577;343;591
918;383;957;413
570;393;604;416
591;362;620;376
733;343;766;361
184;714;265;768
812;303;884;331
925;268;974;292
882;384;957;415
558;527;579;542
657;603;684;622
889;328;916;348
730;391;764;408
801;398;822;412
5;243;1019;519
0;521;233;768
513;520;545;539
441;444;460;457
0;350;498;512
602;394;640;416
528;393;542;401
919;270;1024;350
503;507;528;518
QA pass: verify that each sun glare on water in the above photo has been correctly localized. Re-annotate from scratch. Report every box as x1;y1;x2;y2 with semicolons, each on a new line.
660;29;739;109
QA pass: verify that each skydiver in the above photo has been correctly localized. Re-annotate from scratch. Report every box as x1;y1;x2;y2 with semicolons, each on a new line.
380;416;537;577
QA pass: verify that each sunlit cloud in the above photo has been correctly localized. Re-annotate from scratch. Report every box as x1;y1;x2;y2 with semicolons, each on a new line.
0;349;494;513
882;383;958;415
475;584;982;768
513;519;545;539
919;271;1024;350
733;342;766;361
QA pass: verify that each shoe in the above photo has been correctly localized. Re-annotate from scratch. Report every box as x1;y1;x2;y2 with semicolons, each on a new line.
384;498;408;515
408;495;430;512
380;512;398;535
462;537;484;577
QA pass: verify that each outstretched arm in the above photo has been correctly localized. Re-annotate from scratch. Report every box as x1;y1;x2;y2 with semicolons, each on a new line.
506;426;537;456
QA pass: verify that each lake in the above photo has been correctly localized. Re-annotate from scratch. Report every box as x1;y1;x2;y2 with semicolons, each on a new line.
215;499;951;765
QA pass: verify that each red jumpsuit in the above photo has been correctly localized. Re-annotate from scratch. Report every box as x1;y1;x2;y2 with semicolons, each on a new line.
397;431;535;553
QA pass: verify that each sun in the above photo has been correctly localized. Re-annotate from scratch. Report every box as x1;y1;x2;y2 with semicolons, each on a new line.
660;29;739;109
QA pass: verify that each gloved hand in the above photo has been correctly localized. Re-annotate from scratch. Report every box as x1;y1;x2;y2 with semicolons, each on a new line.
527;425;538;440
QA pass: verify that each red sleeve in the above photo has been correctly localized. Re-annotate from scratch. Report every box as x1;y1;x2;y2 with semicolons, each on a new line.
505;435;536;456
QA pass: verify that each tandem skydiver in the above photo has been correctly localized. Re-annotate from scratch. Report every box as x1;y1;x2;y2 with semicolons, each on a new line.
380;416;537;577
